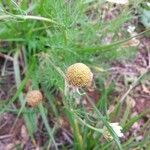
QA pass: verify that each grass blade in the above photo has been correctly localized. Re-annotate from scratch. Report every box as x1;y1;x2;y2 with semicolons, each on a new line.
38;103;58;150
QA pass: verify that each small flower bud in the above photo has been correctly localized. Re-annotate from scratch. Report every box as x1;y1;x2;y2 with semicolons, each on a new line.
26;90;43;107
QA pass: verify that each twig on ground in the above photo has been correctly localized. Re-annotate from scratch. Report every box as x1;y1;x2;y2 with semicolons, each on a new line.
0;134;12;140
0;53;14;61
120;67;149;104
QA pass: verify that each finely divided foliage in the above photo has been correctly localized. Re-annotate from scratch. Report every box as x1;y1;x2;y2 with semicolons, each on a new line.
0;0;149;150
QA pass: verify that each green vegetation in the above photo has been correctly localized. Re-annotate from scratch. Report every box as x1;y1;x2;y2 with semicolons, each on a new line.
0;0;149;149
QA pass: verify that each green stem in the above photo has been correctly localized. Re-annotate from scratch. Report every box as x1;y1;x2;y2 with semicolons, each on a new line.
38;103;58;150
0;14;63;27
78;28;150;53
85;96;123;150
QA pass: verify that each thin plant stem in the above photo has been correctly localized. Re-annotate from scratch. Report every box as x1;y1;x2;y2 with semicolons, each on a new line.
0;14;63;27
120;67;149;104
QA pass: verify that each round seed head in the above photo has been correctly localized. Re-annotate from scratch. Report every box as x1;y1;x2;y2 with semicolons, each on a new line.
26;90;43;107
66;63;93;87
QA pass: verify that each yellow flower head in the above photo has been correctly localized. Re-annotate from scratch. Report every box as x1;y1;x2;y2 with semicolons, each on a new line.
66;63;93;87
26;90;43;107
